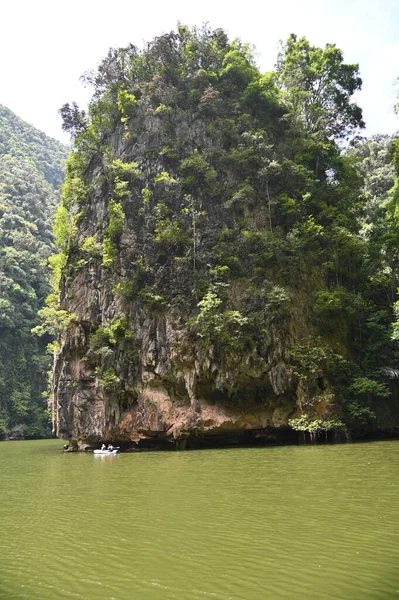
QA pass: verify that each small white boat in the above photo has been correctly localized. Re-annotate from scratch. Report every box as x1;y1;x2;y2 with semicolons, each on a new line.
93;448;120;455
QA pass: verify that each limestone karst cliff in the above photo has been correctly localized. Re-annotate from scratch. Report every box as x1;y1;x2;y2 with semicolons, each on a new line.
50;27;399;449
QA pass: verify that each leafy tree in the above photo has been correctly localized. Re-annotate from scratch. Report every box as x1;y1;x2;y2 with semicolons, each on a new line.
276;34;364;141
59;102;88;139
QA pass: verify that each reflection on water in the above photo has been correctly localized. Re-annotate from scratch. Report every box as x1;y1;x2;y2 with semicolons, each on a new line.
0;439;398;600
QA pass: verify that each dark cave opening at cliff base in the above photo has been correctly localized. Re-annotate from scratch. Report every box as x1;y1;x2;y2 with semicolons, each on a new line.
84;426;399;453
115;428;302;452
183;428;301;450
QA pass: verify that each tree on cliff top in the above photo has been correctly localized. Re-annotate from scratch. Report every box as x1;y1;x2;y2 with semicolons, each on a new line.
276;34;364;141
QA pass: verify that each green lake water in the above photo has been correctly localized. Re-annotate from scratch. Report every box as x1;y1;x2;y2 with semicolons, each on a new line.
0;439;398;600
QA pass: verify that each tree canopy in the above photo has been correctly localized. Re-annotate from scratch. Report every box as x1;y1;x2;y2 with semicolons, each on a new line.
276;34;364;140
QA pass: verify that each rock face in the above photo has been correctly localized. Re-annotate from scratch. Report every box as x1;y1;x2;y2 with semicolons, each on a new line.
52;170;332;449
52;29;357;448
52;174;322;447
53;269;305;447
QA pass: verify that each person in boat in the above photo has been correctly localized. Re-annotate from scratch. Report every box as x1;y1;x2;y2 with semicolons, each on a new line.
101;443;107;451
107;444;114;451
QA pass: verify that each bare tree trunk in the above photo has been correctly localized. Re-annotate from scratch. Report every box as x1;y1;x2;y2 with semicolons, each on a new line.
266;179;273;232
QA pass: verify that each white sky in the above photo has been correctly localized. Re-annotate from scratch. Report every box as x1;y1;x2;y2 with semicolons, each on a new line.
2;0;398;142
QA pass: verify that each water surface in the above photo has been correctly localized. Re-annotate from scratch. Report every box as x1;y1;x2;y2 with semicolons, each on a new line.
0;439;398;599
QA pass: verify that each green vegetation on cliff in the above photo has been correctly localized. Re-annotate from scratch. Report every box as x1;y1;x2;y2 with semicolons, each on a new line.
52;26;399;442
0;105;67;438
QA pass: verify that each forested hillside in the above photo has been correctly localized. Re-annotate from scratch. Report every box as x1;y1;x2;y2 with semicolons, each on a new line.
0;105;67;438
46;27;399;447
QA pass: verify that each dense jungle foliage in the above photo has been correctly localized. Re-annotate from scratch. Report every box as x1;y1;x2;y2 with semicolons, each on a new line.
0;105;67;438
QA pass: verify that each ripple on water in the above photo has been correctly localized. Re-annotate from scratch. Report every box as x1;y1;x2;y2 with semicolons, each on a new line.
0;440;398;600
